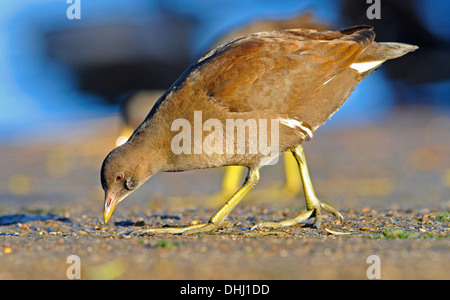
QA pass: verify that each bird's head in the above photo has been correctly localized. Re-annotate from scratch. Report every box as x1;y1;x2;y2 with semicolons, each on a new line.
100;144;151;223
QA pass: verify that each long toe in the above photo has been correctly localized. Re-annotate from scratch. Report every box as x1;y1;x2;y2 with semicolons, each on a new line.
320;202;344;224
252;209;314;230
130;222;219;235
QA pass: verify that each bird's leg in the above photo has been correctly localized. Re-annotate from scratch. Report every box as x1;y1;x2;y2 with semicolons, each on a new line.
283;151;302;194
253;145;343;230
221;166;246;198
292;145;344;227
222;153;301;196
134;168;260;235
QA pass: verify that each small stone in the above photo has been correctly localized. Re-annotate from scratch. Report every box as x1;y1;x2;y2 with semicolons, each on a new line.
134;220;146;227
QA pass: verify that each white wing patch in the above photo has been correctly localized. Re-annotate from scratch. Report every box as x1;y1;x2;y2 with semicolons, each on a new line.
350;60;385;73
279;118;314;140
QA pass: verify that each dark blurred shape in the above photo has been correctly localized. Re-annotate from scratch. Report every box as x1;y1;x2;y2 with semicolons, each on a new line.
45;16;192;103
0;214;70;226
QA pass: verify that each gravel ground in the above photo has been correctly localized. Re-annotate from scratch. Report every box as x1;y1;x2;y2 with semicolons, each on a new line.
0;107;449;280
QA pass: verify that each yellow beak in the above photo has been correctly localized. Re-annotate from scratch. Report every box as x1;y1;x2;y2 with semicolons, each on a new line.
103;192;117;223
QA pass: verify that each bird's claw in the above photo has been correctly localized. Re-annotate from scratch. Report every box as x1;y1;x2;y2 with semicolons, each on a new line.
252;201;343;230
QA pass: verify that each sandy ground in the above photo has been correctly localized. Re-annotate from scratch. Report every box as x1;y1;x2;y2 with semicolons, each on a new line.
0;107;449;280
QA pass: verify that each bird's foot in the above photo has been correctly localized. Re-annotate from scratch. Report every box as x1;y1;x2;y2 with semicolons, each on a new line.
252;199;343;230
312;201;344;228
130;221;231;236
252;209;314;230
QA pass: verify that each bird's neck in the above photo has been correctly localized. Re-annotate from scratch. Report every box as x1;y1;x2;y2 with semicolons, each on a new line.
126;116;172;175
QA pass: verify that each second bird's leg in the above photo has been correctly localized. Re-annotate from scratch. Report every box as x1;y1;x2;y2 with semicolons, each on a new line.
253;145;343;229
134;168;260;235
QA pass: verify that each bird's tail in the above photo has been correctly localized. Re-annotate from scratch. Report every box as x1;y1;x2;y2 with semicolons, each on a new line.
350;42;418;74
359;42;419;62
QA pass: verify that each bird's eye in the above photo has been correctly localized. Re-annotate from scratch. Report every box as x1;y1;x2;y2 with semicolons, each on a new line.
115;174;123;182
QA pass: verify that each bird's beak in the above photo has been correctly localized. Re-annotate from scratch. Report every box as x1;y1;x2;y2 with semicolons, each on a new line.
103;191;117;223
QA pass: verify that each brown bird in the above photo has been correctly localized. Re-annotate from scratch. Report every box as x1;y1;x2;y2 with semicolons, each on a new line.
101;26;417;234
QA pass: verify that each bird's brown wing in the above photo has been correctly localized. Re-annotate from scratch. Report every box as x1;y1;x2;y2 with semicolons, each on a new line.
191;26;375;116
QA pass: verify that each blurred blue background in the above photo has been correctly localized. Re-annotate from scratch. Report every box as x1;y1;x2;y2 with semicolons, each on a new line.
0;0;449;143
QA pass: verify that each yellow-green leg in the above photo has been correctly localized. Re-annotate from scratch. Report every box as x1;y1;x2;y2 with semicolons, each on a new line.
221;166;245;198
134;168;260;235
220;152;300;199
254;145;343;229
284;151;301;194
